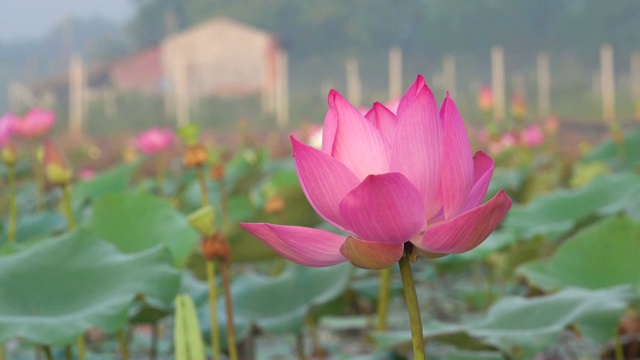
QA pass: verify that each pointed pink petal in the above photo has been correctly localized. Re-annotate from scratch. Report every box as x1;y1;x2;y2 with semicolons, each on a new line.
461;151;495;213
365;102;397;143
329;90;390;179
413;190;512;254
440;94;474;219
390;79;443;218
292;137;360;231
321;98;338;154
240;223;346;267
338;173;425;244
396;75;426;114
340;236;403;270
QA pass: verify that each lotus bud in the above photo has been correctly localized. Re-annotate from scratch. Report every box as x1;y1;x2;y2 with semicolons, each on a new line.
43;140;72;186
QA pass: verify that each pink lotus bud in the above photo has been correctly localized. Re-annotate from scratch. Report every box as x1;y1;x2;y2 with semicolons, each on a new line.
510;93;527;121
12;108;55;140
78;169;96;181
478;86;493;113
241;75;512;269
135;128;175;155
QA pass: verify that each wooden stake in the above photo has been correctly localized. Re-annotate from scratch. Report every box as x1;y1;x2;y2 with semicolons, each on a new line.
630;51;640;101
442;54;456;98
275;50;289;127
346;57;362;106
68;54;85;137
537;52;551;117
174;57;189;126
388;46;402;99
491;46;506;122
600;44;616;124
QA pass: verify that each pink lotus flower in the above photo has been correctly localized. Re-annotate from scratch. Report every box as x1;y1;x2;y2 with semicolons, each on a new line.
521;124;545;148
11;108;55;140
0;113;17;147
135;128;175;155
241;75;512;269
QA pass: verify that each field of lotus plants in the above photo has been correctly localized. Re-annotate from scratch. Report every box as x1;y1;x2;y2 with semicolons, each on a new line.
0;74;639;360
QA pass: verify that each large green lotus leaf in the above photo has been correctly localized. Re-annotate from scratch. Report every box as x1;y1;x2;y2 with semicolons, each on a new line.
371;287;633;359
503;172;640;240
0;211;66;244
517;217;640;292
200;262;353;343
443;350;504;360
0;229;180;345
583;127;640;169
469;286;633;358
88;192;199;267
485;167;528;201
72;162;139;211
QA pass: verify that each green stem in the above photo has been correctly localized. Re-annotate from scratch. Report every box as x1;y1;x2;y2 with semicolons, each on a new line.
77;335;86;360
485;262;495;307
376;267;391;331
117;328;130;360
65;344;72;360
398;248;425;360
7;164;17;244
305;316;325;356
62;184;76;231
150;322;158;360
196;166;210;206
295;331;307;360
216;177;228;227
0;344;6;360
155;154;166;196
221;261;238;360
206;260;222;360
614;333;624;360
32;146;45;212
42;346;53;360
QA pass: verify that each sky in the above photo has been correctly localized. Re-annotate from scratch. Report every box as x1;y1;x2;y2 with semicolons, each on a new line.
0;0;134;41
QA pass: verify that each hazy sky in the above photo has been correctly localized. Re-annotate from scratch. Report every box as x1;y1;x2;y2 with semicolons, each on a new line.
0;0;134;41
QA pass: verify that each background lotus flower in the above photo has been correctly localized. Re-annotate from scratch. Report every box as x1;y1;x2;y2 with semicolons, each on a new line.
12;108;55;140
521;124;545;148
510;92;527;121
0;113;16;147
242;75;512;270
135;128;175;155
478;85;493;113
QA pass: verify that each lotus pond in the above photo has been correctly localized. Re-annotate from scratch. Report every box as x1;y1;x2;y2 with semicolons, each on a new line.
1;96;640;360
